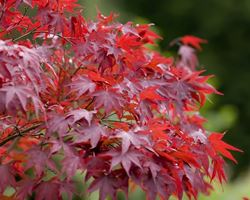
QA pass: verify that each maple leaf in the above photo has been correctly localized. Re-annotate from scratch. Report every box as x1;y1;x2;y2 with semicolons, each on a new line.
143;160;161;180
142;172;176;200
0;164;16;193
180;35;207;50
109;149;142;175
66;109;95;126
178;45;198;70
61;144;84;179
140;86;165;101
68;76;96;98
93;89;125;115
0;64;11;79
16;179;35;200
0;85;42;115
25;148;57;177
75;123;107;148
35;180;60;200
208;132;242;163
119;22;140;37
116;129;151;154
47;109;94;137
38;10;67;33
47;114;70;137
189;129;207;143
211;155;226;183
88;169;128;200
0;41;44;88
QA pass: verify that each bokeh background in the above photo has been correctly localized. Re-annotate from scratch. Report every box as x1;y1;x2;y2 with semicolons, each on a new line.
78;0;250;199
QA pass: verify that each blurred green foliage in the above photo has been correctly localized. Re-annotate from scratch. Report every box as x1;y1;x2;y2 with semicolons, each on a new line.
81;0;250;178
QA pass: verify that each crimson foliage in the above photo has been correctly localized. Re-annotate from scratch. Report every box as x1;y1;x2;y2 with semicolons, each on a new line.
0;1;241;200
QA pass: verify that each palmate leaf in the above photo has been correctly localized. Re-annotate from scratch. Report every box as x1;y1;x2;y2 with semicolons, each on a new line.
47;109;95;137
0;85;43;115
0;164;16;193
180;35;207;50
88;169;128;200
93;89;125;115
16;179;35;200
34;179;74;200
116;129;151;154
25;148;57;177
74;123;107;148
109;148;142;175
209;132;242;163
142;172;176;200
68;76;96;98
178;45;198;70
62;145;84;179
0;40;44;87
66;109;95;126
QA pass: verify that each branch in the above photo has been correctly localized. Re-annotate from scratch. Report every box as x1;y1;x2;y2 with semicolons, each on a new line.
0;123;42;147
12;25;41;42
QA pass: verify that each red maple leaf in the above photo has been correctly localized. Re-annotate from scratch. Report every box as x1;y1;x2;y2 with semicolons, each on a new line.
209;132;242;163
180;35;207;50
88;169;128;200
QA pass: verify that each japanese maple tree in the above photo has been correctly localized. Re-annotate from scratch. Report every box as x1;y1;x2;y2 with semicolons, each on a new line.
0;1;242;200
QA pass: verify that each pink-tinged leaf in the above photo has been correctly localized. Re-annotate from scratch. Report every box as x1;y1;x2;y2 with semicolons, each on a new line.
35;181;60;200
16;179;35;200
189;129;207;143
116;129;150;154
26;148;57;177
75;123;107;148
66;109;96;126
0;85;42;115
119;22;140;37
142;172;176;200
85;156;111;179
15;0;33;8
59;181;75;200
180;35;207;50
0;41;43;84
178;45;198;70
143;161;161;180
62;145;84;179
93;90;125;115
47;114;70;137
50;140;63;155
109;149;142;175
88;169;128;200
69;76;96;98
0;164;16;193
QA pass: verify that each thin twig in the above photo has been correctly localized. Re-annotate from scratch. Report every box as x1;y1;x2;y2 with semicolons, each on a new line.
33;31;75;44
85;97;95;109
0;123;42;146
12;25;41;42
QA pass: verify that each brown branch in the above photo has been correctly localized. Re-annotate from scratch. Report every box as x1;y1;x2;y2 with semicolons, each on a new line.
85;97;95;109
12;25;41;42
0;123;42;147
33;31;75;44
